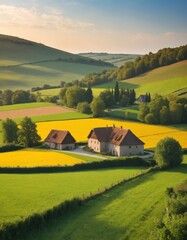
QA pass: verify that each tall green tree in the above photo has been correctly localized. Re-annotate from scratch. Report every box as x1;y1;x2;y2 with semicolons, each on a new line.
2;118;18;144
18;117;41;147
85;86;93;103
2;89;13;105
90;97;105;117
65;86;86;108
99;90;114;108
114;81;120;103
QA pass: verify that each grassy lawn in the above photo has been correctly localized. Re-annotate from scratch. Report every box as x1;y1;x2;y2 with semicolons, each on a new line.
0;167;145;226
106;105;139;120
24;155;187;240
37;119;187;149
0;102;54;112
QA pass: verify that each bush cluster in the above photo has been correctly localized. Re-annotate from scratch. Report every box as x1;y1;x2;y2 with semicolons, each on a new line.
0;144;24;153
150;180;187;240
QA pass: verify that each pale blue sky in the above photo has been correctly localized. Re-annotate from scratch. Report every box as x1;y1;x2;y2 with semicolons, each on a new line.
0;0;186;53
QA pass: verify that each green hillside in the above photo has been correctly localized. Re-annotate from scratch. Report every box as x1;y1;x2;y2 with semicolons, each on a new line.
93;60;187;96
79;52;141;67
24;156;187;240
0;34;113;90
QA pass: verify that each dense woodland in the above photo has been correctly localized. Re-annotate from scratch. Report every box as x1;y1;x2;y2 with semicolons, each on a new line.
138;95;187;124
81;44;187;86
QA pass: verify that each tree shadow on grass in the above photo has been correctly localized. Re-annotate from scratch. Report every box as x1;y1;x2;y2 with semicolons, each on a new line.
23;171;157;240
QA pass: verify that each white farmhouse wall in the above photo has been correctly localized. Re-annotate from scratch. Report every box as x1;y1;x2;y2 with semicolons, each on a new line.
119;145;144;156
44;142;75;150
88;138;101;152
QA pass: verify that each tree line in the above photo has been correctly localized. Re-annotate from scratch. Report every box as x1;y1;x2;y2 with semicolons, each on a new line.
81;44;187;86
0;89;37;105
59;82;136;117
138;95;187;124
2;117;41;147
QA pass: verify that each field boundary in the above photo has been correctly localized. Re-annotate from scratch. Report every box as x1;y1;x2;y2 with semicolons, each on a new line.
0;157;154;174
0;166;157;240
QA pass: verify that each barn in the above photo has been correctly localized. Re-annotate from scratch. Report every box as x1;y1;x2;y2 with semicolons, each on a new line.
44;129;76;150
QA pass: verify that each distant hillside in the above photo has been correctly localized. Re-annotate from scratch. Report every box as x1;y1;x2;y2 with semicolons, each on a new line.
91;60;187;96
0;34;114;90
79;52;141;67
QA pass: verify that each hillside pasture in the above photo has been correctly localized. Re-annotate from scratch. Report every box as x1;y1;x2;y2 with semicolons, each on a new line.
0;148;84;167
92;60;187;96
0;167;145;226
37;119;187;149
24;155;187;240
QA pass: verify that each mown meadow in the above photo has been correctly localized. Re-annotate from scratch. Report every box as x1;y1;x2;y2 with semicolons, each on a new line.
0;167;146;226
23;155;187;240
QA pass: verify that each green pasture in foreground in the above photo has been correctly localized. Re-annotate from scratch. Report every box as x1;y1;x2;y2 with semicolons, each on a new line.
0;167;145;226
0;102;54;112
24;155;187;240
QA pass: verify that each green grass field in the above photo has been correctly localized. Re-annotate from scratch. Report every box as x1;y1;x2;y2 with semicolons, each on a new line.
0;102;54;112
0;34;113;90
106;105;139;120
92;60;187;96
24;155;187;240
0;167;145;226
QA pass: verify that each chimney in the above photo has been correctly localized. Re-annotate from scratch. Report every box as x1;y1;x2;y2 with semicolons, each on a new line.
120;126;123;129
113;124;115;128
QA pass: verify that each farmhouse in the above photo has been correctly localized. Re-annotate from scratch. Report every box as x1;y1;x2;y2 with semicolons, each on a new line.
137;94;147;102
44;129;76;150
87;126;144;156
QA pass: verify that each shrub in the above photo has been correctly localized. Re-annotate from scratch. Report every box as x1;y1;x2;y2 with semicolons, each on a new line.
154;137;183;168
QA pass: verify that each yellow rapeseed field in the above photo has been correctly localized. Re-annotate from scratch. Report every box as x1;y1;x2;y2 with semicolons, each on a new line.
0;149;83;167
37;119;187;149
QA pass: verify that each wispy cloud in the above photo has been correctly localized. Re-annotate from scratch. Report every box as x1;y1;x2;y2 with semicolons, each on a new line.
0;4;94;31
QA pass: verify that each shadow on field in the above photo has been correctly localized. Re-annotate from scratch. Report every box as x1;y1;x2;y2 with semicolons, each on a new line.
22;171;156;240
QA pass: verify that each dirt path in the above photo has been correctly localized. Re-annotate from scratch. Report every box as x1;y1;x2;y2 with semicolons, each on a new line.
0;106;73;120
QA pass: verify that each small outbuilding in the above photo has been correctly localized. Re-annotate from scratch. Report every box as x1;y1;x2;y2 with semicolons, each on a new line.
87;125;144;156
44;129;76;150
137;94;147;102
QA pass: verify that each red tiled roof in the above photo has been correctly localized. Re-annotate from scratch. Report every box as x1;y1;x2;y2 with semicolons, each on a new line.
44;129;76;144
87;126;144;146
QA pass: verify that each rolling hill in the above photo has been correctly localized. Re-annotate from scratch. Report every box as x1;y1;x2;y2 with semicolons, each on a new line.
92;60;187;96
79;52;141;67
0;34;114;90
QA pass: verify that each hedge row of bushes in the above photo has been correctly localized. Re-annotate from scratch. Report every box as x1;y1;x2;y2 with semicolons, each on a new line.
0;144;24;153
149;180;187;240
0;157;156;174
0;167;156;240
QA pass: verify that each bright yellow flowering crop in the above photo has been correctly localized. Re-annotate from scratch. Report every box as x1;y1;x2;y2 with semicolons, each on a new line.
37;119;187;149
0;149;83;167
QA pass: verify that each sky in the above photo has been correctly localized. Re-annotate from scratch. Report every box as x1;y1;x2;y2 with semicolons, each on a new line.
0;0;187;54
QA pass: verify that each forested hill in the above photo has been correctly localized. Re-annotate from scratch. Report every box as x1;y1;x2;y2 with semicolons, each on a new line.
81;44;187;86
